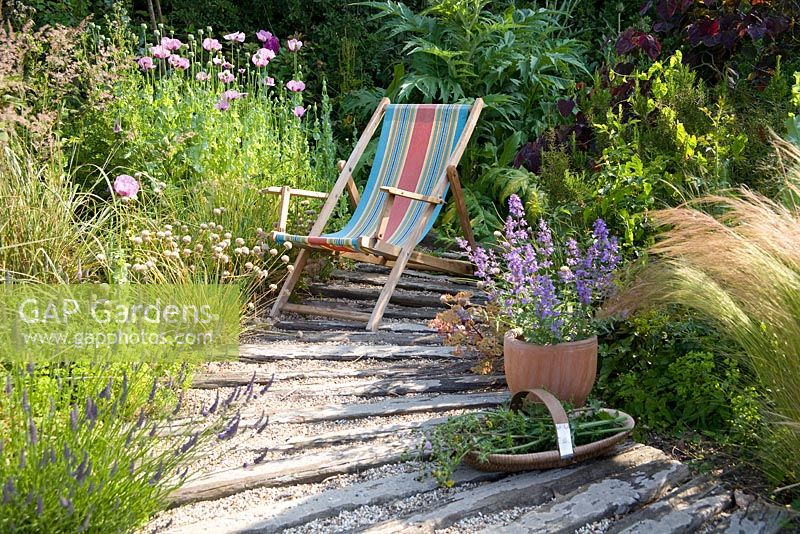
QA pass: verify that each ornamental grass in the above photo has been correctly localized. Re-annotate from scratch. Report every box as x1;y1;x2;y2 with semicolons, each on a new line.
606;141;800;489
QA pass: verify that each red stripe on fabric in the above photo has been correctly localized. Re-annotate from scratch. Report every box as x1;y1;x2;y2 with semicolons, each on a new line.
384;107;435;240
305;236;354;252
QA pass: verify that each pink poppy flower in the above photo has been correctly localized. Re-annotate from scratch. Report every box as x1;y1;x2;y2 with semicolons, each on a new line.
223;31;245;43
215;99;230;111
218;70;235;83
202;38;222;52
238;68;246;74
196;71;210;81
286;79;305;92
150;45;171;59
168;55;190;70
287;38;303;52
293;106;306;118
251;48;275;67
223;89;246;100
137;56;155;70
262;76;276;87
223;61;234;70
113;174;140;199
160;37;183;51
257;30;280;54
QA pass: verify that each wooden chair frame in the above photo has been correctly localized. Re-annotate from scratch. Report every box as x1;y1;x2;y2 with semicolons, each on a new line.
270;97;484;331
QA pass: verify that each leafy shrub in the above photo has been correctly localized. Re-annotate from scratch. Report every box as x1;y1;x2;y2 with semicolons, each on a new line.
515;52;751;255
596;310;760;439
0;16;127;153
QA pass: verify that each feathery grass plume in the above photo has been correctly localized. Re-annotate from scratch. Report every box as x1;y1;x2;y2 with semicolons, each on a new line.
606;142;800;489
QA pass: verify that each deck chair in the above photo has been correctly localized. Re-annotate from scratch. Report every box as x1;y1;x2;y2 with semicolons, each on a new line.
269;97;484;331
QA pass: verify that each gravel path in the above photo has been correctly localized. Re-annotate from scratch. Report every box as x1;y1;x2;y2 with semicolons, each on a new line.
140;266;786;534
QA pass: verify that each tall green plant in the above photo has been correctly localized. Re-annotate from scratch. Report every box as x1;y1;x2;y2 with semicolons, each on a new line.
357;0;588;240
0;135;107;283
608;143;800;488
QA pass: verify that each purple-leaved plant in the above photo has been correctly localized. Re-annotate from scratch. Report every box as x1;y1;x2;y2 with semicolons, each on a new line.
461;195;620;344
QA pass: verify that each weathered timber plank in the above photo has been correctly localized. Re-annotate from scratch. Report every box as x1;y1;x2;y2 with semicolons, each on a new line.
608;477;732;533
192;363;471;389
258;391;507;425
282;302;372;322
245;327;444;346
272;319;435;333
269;416;447;453
299;299;443;321
164;392;508;435
194;373;504;397
329;269;476;295
308;283;446;308
361;444;686;534
262;375;505;398
168;468;503;534
356;263;473;286
169;439;415;507
238;342;454;362
713;500;797;534
484;459;692;534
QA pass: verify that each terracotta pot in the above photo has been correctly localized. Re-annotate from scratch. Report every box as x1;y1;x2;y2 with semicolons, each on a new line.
503;332;597;407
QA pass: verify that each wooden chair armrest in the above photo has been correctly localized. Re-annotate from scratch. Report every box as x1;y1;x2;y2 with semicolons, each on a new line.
379;186;443;205
262;185;329;233
261;186;329;200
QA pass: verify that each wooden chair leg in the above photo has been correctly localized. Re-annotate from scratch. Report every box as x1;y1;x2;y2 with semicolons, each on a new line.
270;247;310;319
446;165;477;251
366;245;413;332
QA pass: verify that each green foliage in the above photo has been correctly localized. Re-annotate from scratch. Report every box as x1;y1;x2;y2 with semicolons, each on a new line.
596;310;761;441
529;52;751;254
788;72;800;147
360;0;588;240
361;0;587;139
0;361;243;533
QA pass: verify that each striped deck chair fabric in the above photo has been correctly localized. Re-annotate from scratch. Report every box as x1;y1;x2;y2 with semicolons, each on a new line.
273;104;472;252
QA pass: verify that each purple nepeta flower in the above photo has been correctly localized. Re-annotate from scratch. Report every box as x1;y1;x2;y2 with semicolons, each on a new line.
508;194;525;218
459;195;620;344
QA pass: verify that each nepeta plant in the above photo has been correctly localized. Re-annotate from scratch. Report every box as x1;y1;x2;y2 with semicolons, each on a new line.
460;195;619;345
